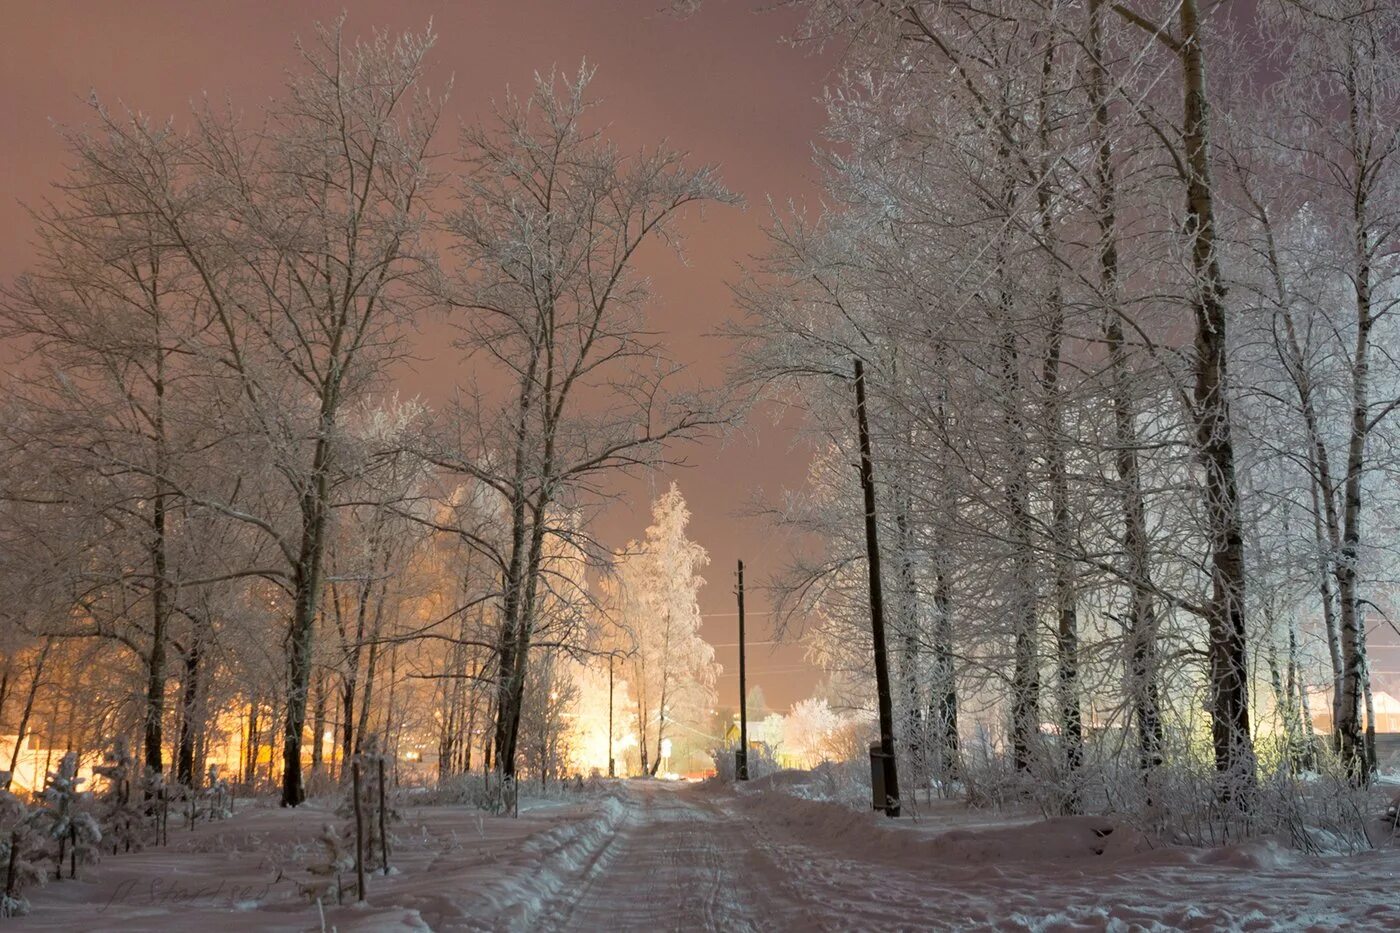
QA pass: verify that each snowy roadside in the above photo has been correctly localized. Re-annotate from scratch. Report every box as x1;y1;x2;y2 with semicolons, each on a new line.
716;773;1400;931
12;776;1400;931
6;790;620;932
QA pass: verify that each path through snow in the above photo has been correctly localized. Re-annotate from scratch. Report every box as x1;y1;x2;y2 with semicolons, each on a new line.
13;779;1400;930
530;781;1400;932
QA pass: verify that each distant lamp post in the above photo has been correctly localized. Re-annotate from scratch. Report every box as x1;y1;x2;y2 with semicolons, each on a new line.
608;653;616;778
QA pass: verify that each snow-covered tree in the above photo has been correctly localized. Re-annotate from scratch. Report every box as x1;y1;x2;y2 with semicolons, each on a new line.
93;739;143;855
32;753;100;881
612;484;716;776
337;736;396;878
431;65;736;784
0;777;43;917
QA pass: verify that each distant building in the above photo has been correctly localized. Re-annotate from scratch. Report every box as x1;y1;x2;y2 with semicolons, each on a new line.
1305;688;1400;771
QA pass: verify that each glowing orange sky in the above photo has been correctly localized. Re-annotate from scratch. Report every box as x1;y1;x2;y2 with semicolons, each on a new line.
0;0;837;710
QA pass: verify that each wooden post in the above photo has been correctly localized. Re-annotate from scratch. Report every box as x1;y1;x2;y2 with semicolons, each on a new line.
854;359;901;817
351;760;366;902
737;560;749;781
377;757;389;875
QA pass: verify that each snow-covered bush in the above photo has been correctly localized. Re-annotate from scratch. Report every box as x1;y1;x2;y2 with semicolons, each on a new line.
141;768;171;845
298;822;355;907
93;739;144;855
413;772;496;809
203;765;232;821
301;766;340;800
0;776;44;917
711;741;781;783
31;753;101;881
337;738;398;877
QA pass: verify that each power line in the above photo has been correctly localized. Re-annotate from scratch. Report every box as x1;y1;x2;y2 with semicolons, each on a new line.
715;665;812;678
708;640;778;648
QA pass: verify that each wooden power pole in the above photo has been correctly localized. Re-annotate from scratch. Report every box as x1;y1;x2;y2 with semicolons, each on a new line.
737;559;749;781
854;359;901;816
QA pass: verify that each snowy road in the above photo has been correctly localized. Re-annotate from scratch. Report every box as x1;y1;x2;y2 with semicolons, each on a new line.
14;779;1400;931
523;780;1400;932
541;782;782;931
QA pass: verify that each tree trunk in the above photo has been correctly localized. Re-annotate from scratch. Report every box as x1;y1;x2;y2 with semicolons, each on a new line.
144;472;170;775
244;701;259;785
4;640;51;790
311;668;325;774
353;579;388;757
282;424;334;807
1035;28;1081;807
1179;0;1255;801
1000;282;1039;775
176;632;203;788
894;498;925;791
1334;47;1376;784
1091;0;1163;782
142;337;173;777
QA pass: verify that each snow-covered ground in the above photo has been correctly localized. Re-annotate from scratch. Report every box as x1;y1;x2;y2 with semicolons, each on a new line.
11;778;1400;931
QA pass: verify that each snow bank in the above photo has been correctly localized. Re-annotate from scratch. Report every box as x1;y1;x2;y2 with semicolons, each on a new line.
462;791;629;930
717;781;1400;930
736;785;1152;867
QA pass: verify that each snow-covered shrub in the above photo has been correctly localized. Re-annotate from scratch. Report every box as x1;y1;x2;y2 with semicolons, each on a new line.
203;765;232;820
337;738;398;876
958;731;1040;811
301;766;340;800
711;741;782;783
141;768;171;845
93;739;144;855
413;772;495;809
31;753;101;880
0;776;44;917
298;822;355;906
805;758;872;807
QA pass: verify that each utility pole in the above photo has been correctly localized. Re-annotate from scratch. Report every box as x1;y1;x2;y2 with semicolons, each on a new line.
854;358;901;817
607;653;616;779
737;559;749;781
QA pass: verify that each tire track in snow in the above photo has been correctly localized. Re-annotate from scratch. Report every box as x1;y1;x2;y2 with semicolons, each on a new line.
538;781;794;932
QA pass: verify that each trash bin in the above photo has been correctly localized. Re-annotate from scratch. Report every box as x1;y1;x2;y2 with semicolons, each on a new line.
869;741;887;811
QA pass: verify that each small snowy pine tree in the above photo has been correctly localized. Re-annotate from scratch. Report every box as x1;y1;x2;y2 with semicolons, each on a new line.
202;765;231;821
32;753;101;880
93;739;143;854
140;768;168;845
336;737;398;875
